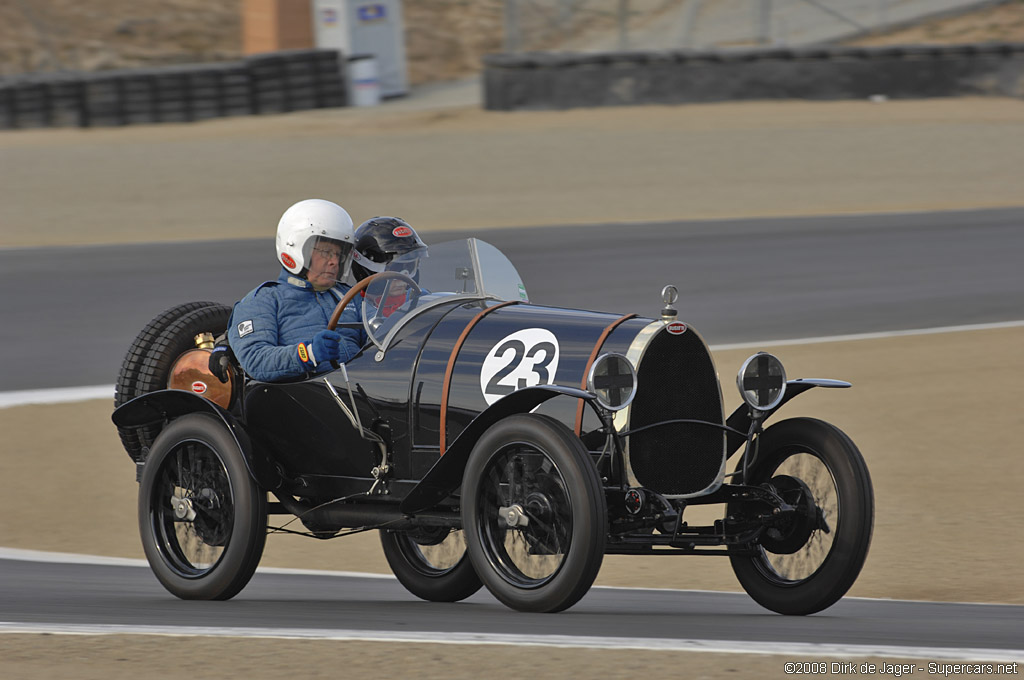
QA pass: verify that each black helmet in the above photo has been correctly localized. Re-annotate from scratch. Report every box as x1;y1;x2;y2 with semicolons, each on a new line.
351;217;428;282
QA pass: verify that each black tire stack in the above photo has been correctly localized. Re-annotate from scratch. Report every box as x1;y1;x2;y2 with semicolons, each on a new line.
114;301;233;462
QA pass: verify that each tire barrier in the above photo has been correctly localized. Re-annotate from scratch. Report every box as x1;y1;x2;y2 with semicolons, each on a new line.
0;49;347;129
483;43;1024;111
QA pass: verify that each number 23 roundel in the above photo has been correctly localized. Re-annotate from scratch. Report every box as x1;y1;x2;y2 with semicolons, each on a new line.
479;328;560;406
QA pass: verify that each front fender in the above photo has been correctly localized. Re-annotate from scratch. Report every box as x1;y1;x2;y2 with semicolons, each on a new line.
725;378;851;457
400;384;596;514
112;389;278;489
113;388;234;431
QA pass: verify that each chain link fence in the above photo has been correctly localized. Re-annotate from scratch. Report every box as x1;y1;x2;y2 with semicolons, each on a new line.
500;0;1001;52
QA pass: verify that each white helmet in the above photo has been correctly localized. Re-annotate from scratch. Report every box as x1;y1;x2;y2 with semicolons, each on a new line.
275;199;355;277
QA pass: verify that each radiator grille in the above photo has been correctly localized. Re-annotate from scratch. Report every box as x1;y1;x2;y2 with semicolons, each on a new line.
626;326;725;496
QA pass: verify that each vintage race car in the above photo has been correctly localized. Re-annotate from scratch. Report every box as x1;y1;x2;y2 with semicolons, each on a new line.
112;238;873;614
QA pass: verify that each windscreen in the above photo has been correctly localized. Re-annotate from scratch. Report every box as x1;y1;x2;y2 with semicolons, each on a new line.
361;238;528;349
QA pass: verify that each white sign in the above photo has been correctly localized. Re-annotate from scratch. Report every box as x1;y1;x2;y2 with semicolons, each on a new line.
479;328;560;405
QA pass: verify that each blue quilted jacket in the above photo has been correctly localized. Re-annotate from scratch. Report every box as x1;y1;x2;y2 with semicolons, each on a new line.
228;268;365;382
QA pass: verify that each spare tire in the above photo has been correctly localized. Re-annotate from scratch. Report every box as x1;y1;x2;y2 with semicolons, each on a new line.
115;302;232;461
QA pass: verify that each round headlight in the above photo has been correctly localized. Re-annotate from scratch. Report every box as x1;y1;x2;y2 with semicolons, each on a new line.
587;353;637;412
737;352;787;411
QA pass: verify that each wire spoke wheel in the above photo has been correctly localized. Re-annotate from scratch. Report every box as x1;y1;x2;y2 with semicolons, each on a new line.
138;414;267;600
463;413;605;613
729;418;873;616
758;454;837;582
152;442;233;577
380;527;482;602
406;528;467;572
478;445;572;585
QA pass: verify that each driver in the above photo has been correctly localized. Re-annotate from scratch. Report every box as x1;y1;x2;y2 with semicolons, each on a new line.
351;216;429;317
227;199;366;382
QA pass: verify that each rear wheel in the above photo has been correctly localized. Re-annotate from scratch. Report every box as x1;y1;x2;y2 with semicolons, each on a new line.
115;303;231;461
380;527;482;602
138;413;267;600
728;418;873;615
462;414;605;613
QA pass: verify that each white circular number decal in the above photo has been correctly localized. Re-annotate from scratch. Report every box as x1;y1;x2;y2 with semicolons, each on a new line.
480;328;560;405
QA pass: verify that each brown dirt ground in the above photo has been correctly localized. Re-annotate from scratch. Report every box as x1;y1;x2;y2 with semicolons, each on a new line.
0;636;980;680
847;0;1024;46
3;97;1024;248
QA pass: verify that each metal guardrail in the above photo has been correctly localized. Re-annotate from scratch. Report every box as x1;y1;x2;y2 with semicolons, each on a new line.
0;49;347;130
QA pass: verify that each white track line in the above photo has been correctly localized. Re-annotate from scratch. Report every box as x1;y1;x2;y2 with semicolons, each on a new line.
0;547;393;579
709;319;1024;351
0;622;1021;663
0;384;113;408
3;320;1022;410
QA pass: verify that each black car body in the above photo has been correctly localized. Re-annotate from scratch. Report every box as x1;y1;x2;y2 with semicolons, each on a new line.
114;238;873;614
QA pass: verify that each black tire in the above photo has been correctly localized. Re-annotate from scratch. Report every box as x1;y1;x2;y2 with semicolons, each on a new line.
138;413;267;600
462;413;606;613
728;417;874;615
115;302;231;461
379;527;482;602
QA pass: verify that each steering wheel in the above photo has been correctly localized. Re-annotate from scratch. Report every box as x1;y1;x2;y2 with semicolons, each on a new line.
327;271;422;332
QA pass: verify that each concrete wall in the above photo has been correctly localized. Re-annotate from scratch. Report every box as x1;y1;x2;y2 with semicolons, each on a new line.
483;43;1024;110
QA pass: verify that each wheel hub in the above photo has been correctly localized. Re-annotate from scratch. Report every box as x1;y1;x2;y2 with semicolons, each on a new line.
171;487;231;547
171;495;196;521
760;475;818;554
498;504;530;528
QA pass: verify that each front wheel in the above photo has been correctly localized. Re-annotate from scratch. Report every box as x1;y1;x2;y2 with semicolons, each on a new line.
379;527;482;602
728;417;874;615
138;413;267;600
462;413;606;613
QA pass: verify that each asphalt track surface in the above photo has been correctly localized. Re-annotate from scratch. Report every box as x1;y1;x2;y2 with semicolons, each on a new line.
2;556;1022;660
2;207;1023;391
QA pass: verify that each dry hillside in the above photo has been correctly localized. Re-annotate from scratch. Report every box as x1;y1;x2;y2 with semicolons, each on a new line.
846;0;1024;46
1;0;1023;84
0;0;506;84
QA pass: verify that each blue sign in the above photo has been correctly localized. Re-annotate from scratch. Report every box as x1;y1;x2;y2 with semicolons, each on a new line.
358;4;387;22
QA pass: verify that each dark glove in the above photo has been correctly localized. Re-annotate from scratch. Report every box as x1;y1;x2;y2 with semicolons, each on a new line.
309;329;341;366
208;346;235;383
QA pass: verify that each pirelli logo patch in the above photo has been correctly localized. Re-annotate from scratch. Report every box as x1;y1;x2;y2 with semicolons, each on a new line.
297;343;310;363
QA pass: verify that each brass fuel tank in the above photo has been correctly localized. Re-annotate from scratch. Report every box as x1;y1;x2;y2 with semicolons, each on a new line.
166;332;233;409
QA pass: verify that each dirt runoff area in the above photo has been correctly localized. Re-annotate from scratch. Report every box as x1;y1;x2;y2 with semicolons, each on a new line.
3;97;1024;247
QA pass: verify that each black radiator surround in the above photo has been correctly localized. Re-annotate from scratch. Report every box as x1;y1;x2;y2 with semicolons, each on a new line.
626;327;725;496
